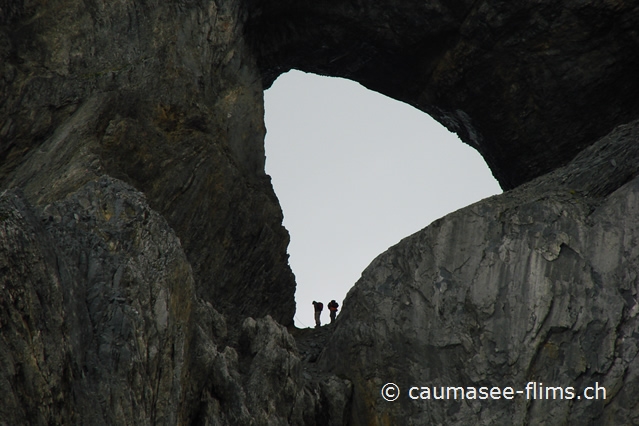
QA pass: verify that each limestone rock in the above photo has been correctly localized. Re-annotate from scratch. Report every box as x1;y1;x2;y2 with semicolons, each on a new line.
0;177;349;425
0;0;296;328
321;120;639;425
0;177;194;424
184;314;351;425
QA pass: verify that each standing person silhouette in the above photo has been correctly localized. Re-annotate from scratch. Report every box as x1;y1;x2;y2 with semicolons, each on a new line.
312;301;323;328
328;300;339;324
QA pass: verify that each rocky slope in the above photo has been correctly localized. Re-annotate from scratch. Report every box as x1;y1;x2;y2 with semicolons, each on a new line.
0;0;319;423
2;0;639;424
321;119;639;425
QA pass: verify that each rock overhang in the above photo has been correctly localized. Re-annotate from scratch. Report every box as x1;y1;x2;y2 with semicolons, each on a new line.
246;0;639;190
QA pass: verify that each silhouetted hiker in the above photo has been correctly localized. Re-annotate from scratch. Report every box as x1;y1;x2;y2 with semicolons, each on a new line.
312;301;323;328
328;300;339;324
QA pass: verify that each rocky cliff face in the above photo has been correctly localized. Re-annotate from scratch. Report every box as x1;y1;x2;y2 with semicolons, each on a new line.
2;0;639;424
321;120;639;425
1;0;295;328
1;0;314;423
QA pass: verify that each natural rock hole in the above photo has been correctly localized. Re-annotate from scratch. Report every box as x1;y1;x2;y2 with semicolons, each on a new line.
264;70;502;328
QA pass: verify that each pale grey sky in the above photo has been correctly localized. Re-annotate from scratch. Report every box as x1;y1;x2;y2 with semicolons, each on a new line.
264;70;502;328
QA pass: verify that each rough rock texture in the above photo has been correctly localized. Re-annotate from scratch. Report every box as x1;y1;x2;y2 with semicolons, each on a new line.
321;120;639;425
1;0;347;423
183;314;350;425
0;0;295;327
0;180;349;425
249;0;639;189
0;179;193;424
3;0;639;424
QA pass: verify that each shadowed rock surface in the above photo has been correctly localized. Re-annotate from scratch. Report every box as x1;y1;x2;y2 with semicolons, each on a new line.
249;0;639;189
2;0;639;424
1;0;295;328
0;179;193;424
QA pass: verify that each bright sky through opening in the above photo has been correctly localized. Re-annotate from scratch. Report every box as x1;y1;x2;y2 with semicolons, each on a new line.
264;70;502;328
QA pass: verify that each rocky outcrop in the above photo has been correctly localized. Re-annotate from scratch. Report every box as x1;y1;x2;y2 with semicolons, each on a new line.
0;179;350;425
1;0;295;328
3;0;639;424
0;179;194;424
1;0;330;423
321;120;639;425
183;314;351;425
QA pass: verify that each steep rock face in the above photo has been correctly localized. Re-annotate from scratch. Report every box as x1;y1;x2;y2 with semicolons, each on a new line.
1;1;352;422
249;0;639;189
0;179;194;424
1;0;295;327
321;120;639;425
0;179;350;425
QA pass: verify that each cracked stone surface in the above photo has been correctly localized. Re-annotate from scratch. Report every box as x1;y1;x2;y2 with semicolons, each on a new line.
320;120;639;425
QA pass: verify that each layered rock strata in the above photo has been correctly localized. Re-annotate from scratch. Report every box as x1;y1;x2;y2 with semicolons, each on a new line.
1;0;295;328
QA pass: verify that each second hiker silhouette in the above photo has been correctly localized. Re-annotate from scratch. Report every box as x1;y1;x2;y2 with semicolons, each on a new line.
328;300;339;324
312;301;323;328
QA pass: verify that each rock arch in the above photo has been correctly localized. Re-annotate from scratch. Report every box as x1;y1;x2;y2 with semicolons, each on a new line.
247;0;639;189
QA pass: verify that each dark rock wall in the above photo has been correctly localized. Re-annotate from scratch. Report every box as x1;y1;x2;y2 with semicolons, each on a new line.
0;180;194;424
1;0;336;424
249;0;639;189
1;0;295;326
